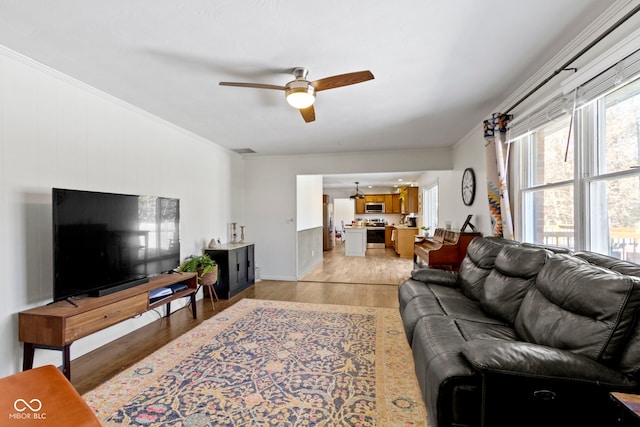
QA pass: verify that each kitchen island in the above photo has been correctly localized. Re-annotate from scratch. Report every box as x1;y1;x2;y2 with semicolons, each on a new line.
344;226;367;256
390;226;419;258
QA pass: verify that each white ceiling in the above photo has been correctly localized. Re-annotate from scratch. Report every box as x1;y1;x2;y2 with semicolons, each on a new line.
0;1;612;188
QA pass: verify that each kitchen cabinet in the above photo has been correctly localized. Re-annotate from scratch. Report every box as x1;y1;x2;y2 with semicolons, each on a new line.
365;195;385;203
401;187;419;214
384;194;393;210
391;194;401;213
385;226;394;247
354;193;401;214
392;227;419;258
205;243;255;299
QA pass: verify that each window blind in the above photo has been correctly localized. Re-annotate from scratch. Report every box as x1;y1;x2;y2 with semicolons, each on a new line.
509;47;640;139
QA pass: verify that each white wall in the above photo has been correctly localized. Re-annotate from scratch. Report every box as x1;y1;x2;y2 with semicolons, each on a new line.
244;148;453;281
295;175;323;278
448;124;494;236
296;175;323;231
0;47;243;376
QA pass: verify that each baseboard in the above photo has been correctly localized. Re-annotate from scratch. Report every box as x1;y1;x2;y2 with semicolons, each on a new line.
260;275;297;281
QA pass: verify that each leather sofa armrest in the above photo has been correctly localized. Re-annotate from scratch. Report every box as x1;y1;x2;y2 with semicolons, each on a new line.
410;268;459;287
461;339;634;387
462;340;636;427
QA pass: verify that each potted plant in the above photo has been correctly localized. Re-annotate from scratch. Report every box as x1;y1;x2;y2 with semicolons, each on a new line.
179;254;218;287
420;226;431;237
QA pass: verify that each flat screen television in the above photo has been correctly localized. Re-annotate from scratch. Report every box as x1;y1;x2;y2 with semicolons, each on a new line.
52;188;180;302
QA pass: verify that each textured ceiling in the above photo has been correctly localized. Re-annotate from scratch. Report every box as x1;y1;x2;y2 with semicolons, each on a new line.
0;1;613;188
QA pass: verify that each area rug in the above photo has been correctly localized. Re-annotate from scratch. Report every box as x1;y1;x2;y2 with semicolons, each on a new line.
83;299;427;426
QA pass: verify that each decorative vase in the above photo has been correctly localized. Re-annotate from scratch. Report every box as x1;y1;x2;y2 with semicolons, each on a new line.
240;226;245;243
231;222;237;243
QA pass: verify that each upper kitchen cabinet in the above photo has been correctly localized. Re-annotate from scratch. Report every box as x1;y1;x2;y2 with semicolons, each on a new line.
384;195;393;211
391;194;401;213
401;187;419;214
364;195;385;203
353;192;404;214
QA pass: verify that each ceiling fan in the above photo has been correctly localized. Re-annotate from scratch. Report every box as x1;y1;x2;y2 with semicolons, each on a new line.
219;67;374;123
349;181;366;200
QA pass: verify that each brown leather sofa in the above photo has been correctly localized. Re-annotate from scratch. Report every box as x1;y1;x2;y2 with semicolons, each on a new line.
0;365;101;426
399;237;640;427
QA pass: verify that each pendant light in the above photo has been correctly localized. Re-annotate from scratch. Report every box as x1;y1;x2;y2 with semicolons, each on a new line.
349;181;365;200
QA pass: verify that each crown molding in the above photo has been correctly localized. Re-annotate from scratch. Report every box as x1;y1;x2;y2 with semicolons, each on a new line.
494;0;640;116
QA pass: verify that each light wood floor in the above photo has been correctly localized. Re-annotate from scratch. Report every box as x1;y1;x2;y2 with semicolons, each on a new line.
71;244;413;394
301;244;413;285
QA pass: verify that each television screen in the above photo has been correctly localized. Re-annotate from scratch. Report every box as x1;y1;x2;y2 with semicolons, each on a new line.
52;188;180;301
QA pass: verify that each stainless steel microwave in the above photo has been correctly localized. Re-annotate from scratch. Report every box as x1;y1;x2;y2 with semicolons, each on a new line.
365;202;385;213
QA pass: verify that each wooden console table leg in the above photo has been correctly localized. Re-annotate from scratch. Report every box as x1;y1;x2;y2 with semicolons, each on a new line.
23;342;35;371
165;301;171;317
62;344;71;380
24;343;72;380
190;293;197;319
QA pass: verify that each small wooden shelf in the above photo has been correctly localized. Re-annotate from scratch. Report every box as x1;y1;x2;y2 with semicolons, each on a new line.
19;272;197;379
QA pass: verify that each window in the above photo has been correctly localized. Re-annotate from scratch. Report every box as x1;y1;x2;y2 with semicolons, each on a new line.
515;76;640;260
518;115;575;249
422;183;438;233
586;78;640;261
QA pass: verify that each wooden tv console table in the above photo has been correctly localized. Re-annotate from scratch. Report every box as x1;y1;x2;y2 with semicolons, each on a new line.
18;272;197;380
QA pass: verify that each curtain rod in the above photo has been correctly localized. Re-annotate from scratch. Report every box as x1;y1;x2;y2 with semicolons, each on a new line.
504;3;640;115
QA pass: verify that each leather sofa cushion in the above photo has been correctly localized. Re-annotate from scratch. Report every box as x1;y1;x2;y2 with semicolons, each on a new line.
515;254;640;363
458;237;514;301
617;319;640;377
398;278;435;312
480;245;551;324
574;251;640;278
438;296;507;325
456;319;518;341
401;283;509;344
571;252;640;375
398;277;464;312
520;241;574;254
411;267;458;286
401;293;447;344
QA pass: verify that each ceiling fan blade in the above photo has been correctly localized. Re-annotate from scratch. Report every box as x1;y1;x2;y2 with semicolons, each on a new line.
219;82;286;91
300;105;315;123
312;70;374;92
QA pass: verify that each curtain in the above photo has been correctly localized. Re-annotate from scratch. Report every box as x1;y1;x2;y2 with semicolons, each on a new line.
483;113;514;239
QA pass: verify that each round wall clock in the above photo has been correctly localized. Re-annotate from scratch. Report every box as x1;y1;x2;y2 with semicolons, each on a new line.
461;168;476;206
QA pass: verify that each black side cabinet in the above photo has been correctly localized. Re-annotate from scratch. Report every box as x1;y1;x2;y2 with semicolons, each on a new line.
205;243;255;299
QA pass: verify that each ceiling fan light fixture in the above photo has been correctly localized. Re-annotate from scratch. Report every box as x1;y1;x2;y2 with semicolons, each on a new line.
285;81;316;109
